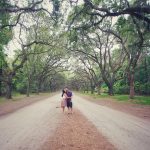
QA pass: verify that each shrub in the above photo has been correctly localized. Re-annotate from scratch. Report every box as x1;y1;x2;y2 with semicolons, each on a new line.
114;82;129;94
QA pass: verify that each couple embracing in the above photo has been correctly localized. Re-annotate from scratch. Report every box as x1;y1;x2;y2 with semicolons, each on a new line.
61;87;73;114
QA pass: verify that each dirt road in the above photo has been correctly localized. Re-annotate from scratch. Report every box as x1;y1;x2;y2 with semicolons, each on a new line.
74;94;150;150
0;93;150;150
0;94;62;150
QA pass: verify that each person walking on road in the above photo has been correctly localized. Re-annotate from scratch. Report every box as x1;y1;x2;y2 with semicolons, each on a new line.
61;89;67;113
65;87;73;114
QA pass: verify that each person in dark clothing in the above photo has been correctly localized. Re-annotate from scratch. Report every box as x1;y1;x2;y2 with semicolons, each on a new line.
64;88;73;114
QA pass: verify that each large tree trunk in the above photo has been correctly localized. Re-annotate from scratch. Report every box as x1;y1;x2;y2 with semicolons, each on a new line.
0;68;2;96
0;81;2;96
26;79;30;97
6;80;12;99
101;73;114;96
129;70;135;99
108;84;114;96
90;84;95;94
144;57;148;95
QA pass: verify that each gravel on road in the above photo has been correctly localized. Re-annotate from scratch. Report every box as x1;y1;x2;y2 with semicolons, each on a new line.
74;94;150;150
0;94;62;150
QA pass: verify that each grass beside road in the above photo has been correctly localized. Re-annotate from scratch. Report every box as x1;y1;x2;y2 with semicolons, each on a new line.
0;92;51;104
0;97;6;104
78;92;150;105
114;95;150;105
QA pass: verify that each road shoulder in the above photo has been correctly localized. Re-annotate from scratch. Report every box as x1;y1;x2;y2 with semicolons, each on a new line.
77;93;150;121
0;93;56;116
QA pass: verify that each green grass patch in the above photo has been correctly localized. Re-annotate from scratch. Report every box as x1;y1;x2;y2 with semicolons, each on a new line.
113;95;150;105
12;92;26;101
0;92;52;104
0;92;26;103
79;92;150;105
79;92;109;99
132;96;150;105
0;97;6;104
79;92;113;100
113;95;130;102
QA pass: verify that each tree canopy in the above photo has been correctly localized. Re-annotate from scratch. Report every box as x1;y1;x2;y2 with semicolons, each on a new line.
0;0;150;99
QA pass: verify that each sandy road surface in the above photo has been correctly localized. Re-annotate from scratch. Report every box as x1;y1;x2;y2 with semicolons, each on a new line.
0;94;62;150
74;94;150;150
0;93;150;150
